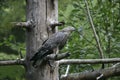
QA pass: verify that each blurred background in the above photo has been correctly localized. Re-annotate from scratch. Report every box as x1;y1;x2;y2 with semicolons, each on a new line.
0;0;120;80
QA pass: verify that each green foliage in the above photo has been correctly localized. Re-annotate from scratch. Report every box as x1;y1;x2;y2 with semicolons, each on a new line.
0;66;25;80
0;0;25;33
0;0;25;80
0;53;18;60
59;0;120;80
0;0;120;80
0;0;26;55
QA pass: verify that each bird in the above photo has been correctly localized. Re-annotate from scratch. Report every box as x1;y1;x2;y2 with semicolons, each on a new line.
30;26;75;67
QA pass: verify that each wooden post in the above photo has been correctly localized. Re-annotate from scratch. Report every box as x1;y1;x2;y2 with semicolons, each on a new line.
25;0;58;80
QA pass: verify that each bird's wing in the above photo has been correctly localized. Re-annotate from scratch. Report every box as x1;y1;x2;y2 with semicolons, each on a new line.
42;38;48;45
31;32;66;58
44;32;67;48
30;31;68;66
59;34;68;49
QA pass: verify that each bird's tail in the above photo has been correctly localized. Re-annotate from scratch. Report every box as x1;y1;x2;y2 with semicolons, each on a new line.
30;49;49;67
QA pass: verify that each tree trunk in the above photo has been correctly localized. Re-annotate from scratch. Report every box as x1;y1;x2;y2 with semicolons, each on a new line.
25;0;58;80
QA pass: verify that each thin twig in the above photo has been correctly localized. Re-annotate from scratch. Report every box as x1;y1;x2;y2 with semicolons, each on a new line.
19;48;23;59
84;0;104;59
65;65;70;76
61;65;70;77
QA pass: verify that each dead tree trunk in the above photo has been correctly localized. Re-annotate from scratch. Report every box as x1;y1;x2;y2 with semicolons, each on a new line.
25;0;58;80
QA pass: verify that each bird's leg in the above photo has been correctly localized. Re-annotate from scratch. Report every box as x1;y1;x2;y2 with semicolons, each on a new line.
48;47;59;72
48;48;57;67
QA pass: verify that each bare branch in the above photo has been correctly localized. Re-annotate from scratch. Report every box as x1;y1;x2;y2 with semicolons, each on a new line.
61;63;120;80
0;59;25;66
61;65;70;77
49;21;65;32
45;52;70;60
12;20;35;28
18;48;23;59
58;58;120;65
84;0;104;59
50;21;65;27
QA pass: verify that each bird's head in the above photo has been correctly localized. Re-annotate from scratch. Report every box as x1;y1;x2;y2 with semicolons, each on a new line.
62;26;75;32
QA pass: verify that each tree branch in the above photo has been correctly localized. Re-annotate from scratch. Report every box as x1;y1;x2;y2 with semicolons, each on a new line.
0;59;25;66
45;52;70;60
50;21;65;27
58;58;120;65
61;63;120;80
84;0;104;59
0;53;69;66
12;20;35;28
49;21;65;31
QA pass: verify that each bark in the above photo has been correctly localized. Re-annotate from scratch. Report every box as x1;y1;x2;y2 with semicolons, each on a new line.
58;58;120;65
0;58;120;66
61;63;120;80
25;0;58;80
45;52;70;60
0;59;24;66
12;20;34;28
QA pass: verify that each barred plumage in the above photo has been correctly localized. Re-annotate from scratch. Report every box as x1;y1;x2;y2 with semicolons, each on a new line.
30;26;75;67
